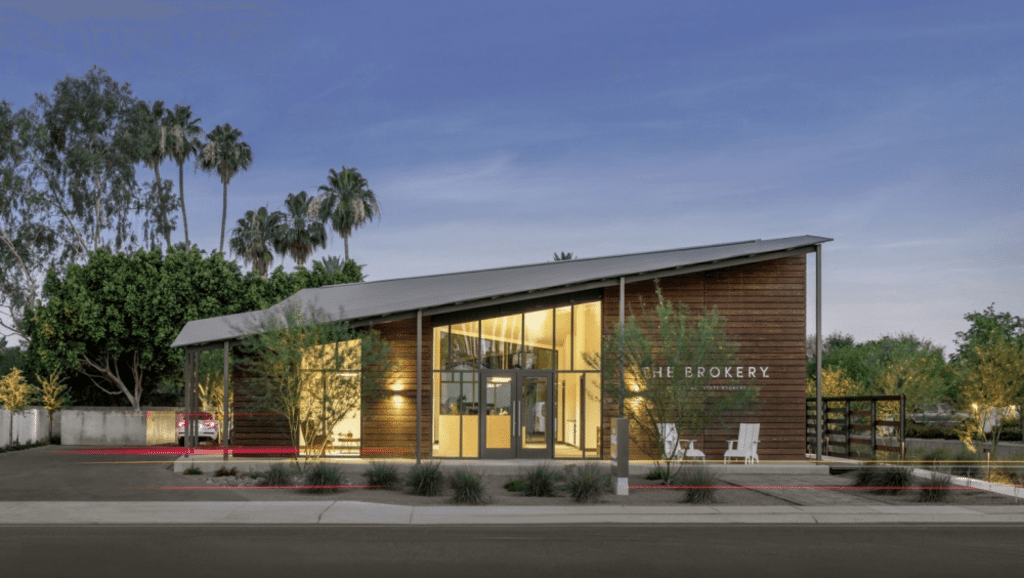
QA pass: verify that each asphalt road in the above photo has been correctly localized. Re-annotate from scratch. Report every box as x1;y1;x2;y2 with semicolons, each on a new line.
3;524;1022;577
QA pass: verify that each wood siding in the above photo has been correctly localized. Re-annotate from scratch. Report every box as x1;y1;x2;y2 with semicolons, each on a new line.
231;361;293;457
361;316;433;459
601;255;808;462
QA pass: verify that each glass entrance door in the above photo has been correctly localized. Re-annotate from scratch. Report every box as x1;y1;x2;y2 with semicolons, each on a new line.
480;370;553;458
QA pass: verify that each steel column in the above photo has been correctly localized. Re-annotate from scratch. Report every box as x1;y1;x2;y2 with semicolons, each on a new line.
815;244;823;461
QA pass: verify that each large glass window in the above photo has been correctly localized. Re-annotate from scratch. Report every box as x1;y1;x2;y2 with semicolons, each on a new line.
300;339;361;456
431;299;602;458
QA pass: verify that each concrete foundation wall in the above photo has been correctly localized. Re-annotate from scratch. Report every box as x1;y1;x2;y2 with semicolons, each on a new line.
906;437;1024;461
60;407;179;446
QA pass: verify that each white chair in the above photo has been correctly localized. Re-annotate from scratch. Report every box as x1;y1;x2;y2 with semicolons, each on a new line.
723;423;760;464
657;423;705;462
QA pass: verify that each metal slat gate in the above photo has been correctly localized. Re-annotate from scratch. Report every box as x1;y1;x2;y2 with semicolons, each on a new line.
806;395;906;460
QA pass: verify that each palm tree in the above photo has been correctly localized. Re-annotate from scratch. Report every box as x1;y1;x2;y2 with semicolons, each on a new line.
136;100;174;249
198;123;253;254
313;255;345;275
553;252;575;261
229;206;284;278
316;166;381;262
164;104;204;249
274;191;328;267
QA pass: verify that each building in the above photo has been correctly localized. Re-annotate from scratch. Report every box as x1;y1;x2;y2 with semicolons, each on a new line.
171;235;830;461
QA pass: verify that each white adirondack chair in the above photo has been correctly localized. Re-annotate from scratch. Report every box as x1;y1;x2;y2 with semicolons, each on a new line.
657;423;705;462
723;423;760;464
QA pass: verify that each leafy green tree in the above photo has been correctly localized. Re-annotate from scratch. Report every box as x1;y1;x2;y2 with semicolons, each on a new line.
33;66;147;258
591;285;758;474
198;123;253;254
274;191;328;267
235;303;397;469
23;246;245;410
229;206;285;278
957;337;1024;457
316;166;380;262
238;259;363;312
163;104;204;248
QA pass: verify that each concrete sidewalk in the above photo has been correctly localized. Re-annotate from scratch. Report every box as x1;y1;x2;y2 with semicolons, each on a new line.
2;501;1024;525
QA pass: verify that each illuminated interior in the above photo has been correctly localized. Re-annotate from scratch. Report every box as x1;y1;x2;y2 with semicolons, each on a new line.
432;301;602;458
299;339;362;456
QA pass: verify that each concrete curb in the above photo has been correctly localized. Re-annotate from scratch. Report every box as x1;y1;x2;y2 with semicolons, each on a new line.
3;502;1024;525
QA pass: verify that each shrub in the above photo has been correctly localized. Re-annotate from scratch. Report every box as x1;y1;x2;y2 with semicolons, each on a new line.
183;463;203;476
522;465;561;497
449;469;487;505
363;461;402;490
406;461;444;496
303;462;343;494
678;466;718;504
504;478;526;492
918;470;953;503
214;466;239;477
564;463;610;504
260;463;294;487
645;464;676;485
852;465;914;494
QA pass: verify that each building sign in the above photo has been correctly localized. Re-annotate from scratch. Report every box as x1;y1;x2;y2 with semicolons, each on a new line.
641;366;770;379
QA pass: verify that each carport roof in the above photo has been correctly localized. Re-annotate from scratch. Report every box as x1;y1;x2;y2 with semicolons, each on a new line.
171;235;831;349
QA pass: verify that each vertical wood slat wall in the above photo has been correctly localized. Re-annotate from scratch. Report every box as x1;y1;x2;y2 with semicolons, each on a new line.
601;255;808;462
361;316;433;459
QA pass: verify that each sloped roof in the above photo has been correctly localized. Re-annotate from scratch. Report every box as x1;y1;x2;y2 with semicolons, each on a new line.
171;235;831;349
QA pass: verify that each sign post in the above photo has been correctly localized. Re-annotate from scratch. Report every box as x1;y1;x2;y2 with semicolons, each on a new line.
610;417;629;495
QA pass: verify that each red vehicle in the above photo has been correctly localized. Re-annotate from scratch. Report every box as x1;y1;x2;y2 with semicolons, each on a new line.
176;412;219;446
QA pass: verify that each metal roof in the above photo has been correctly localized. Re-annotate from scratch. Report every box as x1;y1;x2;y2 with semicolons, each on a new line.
171;235;832;349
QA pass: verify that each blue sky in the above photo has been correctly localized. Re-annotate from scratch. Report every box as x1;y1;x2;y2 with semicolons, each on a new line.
1;1;1021;356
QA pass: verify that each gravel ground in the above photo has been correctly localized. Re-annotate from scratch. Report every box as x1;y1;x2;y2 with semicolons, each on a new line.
182;464;1024;507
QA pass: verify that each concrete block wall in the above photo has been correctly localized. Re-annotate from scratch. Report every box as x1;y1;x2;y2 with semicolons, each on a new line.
0;407;53;447
60;407;179;446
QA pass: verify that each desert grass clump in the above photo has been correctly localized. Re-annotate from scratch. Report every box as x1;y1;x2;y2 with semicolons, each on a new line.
564;463;611;504
522;464;561;497
678;466;718;504
302;462;343;493
449;469;488;504
504;478;526;492
645;463;676;485
918;470;954;502
853;465;914;494
183;463;203;475
363;461;402;490
406;461;444;496
259;463;294;487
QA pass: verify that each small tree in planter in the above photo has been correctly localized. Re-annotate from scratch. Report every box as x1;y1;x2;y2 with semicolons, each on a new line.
35;371;69;442
956;336;1024;461
0;367;35;447
236;303;397;472
590;284;758;479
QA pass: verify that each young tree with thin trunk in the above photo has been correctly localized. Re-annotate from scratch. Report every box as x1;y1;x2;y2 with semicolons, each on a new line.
0;367;35;447
957;337;1024;458
591;284;758;477
236;304;397;471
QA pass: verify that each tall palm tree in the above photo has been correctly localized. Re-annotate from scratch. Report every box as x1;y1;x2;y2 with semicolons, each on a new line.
136;100;174;249
164;104;204;249
274;191;328;268
229;206;284;278
316;166;381;262
198;123;253;254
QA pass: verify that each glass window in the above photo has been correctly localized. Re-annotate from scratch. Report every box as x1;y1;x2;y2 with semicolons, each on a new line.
433;326;449;370
555;306;572;371
449;321;481;369
481;314;522;369
433;370;479;457
523;309;554;370
574;301;602;370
